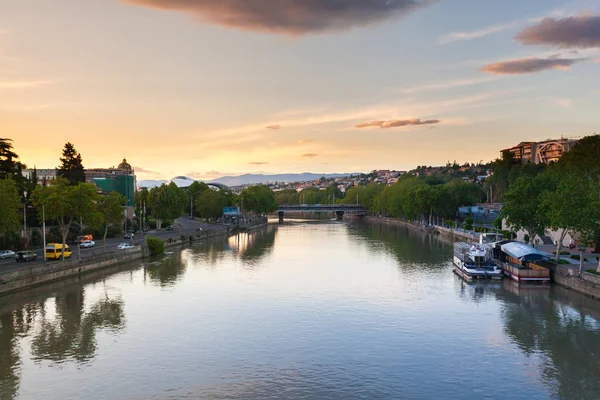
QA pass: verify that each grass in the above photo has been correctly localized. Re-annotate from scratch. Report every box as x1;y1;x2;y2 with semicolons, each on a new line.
557;260;571;265
586;269;600;276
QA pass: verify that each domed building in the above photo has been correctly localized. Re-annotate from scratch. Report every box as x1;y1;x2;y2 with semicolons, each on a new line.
118;158;133;171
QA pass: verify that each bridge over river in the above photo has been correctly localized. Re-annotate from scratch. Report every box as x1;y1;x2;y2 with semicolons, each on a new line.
276;204;367;222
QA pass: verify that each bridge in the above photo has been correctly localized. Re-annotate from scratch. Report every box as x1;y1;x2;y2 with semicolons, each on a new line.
277;204;367;222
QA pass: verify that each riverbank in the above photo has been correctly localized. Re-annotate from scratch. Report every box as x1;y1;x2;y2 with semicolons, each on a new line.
0;220;267;296
365;215;600;301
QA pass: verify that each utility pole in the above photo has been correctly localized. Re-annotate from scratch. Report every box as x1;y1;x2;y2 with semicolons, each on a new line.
42;204;46;263
190;196;193;218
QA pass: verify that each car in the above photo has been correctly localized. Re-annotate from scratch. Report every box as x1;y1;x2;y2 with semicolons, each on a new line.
117;243;134;250
0;250;15;260
15;251;37;262
124;233;134;239
166;225;174;231
80;240;96;248
196;228;203;233
188;216;195;220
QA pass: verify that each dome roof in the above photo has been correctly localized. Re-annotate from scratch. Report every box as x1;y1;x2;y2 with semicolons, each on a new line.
118;158;132;171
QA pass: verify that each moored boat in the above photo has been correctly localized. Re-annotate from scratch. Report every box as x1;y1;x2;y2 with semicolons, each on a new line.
453;242;503;281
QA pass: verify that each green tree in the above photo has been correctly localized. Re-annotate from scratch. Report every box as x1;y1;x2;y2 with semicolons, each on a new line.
543;171;600;262
98;192;126;253
241;185;277;215
31;178;100;258
186;181;210;216
501;174;552;247
57;142;86;185
195;189;226;221
0;180;21;236
148;183;186;229
0;138;19;179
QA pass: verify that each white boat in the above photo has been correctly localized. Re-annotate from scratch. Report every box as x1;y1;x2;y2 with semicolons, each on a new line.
453;241;503;281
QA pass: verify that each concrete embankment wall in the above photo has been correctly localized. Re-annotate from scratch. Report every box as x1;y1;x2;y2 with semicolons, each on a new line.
546;263;600;300
0;248;145;296
0;222;268;296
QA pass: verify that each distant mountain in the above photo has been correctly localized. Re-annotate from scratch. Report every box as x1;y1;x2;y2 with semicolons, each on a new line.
209;173;357;186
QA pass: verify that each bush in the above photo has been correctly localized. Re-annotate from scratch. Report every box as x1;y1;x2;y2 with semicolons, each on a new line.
494;217;503;231
444;220;454;227
464;218;474;231
188;235;194;242
570;254;588;261
180;234;186;242
30;229;43;248
524;234;530;244
560;251;571;255
146;236;165;256
586;269;600;276
557;259;571;265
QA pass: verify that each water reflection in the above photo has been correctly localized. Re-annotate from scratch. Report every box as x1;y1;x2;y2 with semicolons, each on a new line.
31;289;125;363
350;221;450;267
146;251;187;287
497;286;600;400
2;222;600;400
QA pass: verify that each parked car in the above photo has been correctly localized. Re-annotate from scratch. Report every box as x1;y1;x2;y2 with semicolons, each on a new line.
166;225;174;231
124;233;134;239
15;251;37;262
117;243;134;250
80;240;96;248
0;250;15;260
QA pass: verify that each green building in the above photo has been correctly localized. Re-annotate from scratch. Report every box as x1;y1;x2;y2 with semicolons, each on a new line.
93;175;135;207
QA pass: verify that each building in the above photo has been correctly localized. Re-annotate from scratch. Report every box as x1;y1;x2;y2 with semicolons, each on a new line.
501;138;579;164
22;158;136;207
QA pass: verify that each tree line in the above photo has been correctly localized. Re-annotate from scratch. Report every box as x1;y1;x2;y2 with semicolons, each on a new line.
501;134;600;260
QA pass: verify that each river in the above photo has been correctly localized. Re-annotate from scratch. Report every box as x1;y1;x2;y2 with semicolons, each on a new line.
1;221;599;400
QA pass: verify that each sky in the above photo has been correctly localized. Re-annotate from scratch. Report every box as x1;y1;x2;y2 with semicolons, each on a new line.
2;0;599;180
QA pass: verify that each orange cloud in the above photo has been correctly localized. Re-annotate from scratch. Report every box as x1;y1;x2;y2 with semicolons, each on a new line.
356;118;440;129
266;125;281;130
481;57;584;74
301;153;319;158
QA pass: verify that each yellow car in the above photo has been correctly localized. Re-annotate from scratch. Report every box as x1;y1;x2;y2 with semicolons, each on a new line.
46;243;72;260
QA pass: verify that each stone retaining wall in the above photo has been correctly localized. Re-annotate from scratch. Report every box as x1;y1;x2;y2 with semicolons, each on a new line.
0;248;144;296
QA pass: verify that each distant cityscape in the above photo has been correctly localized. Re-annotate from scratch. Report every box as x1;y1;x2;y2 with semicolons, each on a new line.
20;137;579;206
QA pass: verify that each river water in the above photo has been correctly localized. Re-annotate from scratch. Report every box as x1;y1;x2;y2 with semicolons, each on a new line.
1;221;599;400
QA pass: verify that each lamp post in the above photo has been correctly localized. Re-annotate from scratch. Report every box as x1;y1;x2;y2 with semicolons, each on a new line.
578;244;586;276
42;204;47;263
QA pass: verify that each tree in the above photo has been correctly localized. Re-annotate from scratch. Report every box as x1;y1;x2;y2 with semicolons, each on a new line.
195;189;226;221
186;181;210;216
501;174;552;247
241;185;277;215
148;183;186;229
57;142;86;185
543;171;600;262
98;192;126;253
0;180;21;236
0;138;19;179
31;178;100;259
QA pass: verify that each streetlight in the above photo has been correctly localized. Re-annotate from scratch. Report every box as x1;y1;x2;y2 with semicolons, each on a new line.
578;244;586;276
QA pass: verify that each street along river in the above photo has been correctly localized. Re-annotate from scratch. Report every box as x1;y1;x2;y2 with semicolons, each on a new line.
1;221;599;400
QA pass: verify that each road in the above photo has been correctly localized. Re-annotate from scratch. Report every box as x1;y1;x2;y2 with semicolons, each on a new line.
0;218;222;272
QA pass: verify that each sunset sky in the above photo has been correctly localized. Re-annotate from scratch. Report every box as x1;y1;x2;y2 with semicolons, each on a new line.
2;0;599;180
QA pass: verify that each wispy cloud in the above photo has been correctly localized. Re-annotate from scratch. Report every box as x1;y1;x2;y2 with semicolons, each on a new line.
481;57;584;75
400;76;498;94
439;21;522;45
301;153;319;158
120;0;432;35
249;162;270;166
297;139;315;144
438;10;565;45
0;80;58;89
545;97;572;108
516;15;600;49
266;125;281;130
135;167;160;175
356;118;440;129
